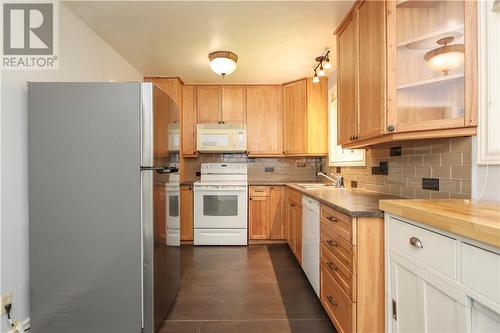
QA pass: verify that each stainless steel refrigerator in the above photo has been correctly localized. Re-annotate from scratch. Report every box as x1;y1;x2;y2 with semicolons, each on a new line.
28;82;180;333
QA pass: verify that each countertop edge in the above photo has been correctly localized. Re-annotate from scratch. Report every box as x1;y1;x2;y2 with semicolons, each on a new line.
286;184;387;218
379;199;500;248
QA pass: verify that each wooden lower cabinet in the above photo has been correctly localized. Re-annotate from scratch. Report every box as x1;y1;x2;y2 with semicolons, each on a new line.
321;266;356;333
320;203;384;333
248;186;285;240
285;188;302;264
180;185;193;241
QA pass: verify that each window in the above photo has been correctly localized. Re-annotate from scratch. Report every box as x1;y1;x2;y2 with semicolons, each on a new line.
328;85;366;166
478;0;500;164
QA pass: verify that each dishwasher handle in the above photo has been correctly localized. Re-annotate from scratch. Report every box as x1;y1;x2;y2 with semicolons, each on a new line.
302;196;320;213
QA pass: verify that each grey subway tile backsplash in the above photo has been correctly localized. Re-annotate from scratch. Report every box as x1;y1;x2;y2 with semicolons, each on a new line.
323;137;472;199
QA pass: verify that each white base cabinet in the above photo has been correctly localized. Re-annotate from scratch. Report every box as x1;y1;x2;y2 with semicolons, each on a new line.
385;214;500;333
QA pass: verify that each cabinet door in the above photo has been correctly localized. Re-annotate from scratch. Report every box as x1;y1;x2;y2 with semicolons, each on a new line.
306;78;329;155
472;300;500;332
221;86;246;123
388;0;472;132
390;257;470;333
144;77;181;124
249;196;270;240
283;80;307;154
246;85;283;155
269;187;285;239
337;13;358;145
180;186;193;241
358;0;386;139
181;86;197;156
197;86;221;123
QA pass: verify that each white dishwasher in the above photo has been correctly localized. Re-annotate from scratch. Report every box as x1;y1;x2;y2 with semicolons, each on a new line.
302;196;320;296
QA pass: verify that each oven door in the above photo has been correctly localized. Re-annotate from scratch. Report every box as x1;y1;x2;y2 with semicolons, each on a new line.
194;185;248;229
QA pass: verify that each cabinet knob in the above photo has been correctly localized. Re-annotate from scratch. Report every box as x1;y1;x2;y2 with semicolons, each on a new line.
409;236;423;249
387;125;396;132
326;239;338;247
326;216;337;223
326;261;339;272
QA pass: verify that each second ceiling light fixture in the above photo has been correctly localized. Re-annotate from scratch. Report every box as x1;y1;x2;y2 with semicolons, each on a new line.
312;50;332;83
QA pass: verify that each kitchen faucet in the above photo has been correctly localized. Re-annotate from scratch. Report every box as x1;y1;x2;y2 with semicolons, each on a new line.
317;172;344;188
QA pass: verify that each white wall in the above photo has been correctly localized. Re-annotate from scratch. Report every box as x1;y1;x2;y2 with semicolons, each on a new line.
1;3;141;330
472;137;500;202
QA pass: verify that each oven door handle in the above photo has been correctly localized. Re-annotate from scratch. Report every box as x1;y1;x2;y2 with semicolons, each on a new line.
195;187;247;192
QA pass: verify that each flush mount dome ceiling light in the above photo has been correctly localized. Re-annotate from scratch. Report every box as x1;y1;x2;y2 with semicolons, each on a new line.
209;51;238;77
424;37;464;75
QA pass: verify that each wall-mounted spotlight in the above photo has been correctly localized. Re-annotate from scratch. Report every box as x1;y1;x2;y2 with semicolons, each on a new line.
313;50;331;83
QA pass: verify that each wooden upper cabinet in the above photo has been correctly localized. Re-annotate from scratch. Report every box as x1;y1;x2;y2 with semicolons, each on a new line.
197;86;221;123
388;0;476;132
306;78;329;155
246;85;283;156
283;80;308;154
358;0;386;140
221;86;246;123
282;78;327;156
335;0;477;149
181;85;197;156
336;13;358;145
144;77;182;124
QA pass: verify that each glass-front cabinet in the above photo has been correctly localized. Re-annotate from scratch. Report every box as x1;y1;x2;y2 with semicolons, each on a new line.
387;0;477;133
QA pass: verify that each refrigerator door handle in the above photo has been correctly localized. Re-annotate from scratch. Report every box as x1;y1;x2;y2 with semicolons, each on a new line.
141;166;179;174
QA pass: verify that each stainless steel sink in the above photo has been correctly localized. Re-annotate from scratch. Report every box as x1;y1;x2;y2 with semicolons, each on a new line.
296;183;331;189
296;183;345;190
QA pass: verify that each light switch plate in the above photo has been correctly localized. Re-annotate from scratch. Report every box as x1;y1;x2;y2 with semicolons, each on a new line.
1;292;12;315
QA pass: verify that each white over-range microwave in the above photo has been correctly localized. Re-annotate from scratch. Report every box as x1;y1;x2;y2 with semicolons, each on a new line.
196;124;246;152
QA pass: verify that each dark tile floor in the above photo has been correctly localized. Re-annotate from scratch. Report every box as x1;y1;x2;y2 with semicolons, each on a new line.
159;244;336;333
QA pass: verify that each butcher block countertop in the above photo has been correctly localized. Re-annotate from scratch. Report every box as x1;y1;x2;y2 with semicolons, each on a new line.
379;199;500;248
286;184;400;218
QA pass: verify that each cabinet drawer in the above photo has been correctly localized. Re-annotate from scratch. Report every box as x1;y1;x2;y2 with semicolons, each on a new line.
462;242;500;305
388;218;457;279
321;244;355;301
249;186;270;197
321;222;354;272
321;267;355;333
286;189;302;206
321;204;355;244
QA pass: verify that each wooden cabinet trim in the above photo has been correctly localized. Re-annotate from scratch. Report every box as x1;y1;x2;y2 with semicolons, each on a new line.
464;0;478;127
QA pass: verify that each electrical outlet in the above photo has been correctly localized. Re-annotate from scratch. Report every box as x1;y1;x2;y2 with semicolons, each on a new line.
1;292;12;315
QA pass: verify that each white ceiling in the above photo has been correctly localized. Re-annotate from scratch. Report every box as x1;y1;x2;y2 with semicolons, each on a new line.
64;1;353;84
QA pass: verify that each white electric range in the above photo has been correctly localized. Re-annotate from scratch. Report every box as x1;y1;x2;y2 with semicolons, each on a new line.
194;163;248;245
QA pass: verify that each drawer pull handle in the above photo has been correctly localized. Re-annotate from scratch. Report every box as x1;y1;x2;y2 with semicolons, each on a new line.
326;295;338;307
326;240;338;247
326;262;339;272
327;216;337;222
409;237;423;249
